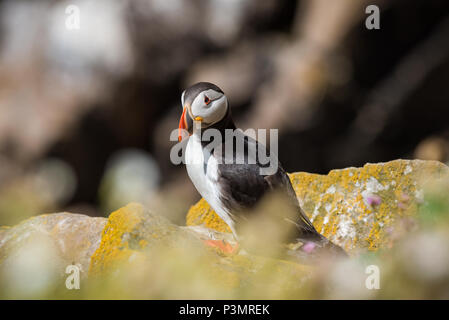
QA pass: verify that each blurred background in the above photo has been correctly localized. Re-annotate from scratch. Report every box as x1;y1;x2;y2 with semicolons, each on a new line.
0;0;448;226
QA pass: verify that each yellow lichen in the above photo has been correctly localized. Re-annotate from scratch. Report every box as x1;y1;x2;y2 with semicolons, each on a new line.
186;198;232;233
89;202;145;275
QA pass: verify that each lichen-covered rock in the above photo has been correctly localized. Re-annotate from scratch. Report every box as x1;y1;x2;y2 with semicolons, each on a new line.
0;202;310;298
89;202;203;275
88;203;310;295
0;160;449;299
2;159;447;298
187;160;449;254
0;213;106;280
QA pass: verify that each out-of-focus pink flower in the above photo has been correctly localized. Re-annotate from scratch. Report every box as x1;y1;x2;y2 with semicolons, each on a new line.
365;194;382;207
398;202;408;209
302;241;316;253
396;193;410;209
400;192;410;202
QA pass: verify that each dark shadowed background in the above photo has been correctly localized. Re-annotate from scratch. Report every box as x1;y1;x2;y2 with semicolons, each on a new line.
0;0;448;226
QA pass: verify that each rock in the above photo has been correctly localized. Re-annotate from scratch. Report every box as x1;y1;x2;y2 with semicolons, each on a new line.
187;160;449;254
0;213;106;278
0;202;310;298
89;202;201;275
88;203;310;297
2;160;447;298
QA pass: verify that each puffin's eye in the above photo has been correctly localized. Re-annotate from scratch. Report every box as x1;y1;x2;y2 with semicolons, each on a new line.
204;96;211;105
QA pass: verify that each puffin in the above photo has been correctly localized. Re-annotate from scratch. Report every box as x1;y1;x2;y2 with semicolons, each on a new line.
178;82;345;258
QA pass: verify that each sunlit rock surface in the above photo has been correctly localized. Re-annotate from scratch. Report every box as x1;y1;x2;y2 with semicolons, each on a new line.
1;159;448;298
89;202;200;275
0;213;106;275
88;203;310;297
187;160;449;254
0;212;106;298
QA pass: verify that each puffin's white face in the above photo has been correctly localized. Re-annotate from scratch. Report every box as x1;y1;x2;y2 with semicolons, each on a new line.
188;89;227;127
178;82;228;141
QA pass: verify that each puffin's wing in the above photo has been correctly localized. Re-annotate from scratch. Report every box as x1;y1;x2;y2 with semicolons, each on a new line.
264;166;319;238
215;131;318;238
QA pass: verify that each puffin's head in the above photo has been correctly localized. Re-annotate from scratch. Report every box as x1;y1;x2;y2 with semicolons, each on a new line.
178;82;228;141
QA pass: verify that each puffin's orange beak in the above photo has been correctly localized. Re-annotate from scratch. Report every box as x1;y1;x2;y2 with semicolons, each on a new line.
178;107;188;142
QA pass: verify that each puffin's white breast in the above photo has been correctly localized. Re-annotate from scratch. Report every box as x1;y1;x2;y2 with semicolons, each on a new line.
185;134;236;234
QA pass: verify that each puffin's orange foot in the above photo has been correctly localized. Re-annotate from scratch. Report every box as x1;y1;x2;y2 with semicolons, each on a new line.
203;239;239;255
